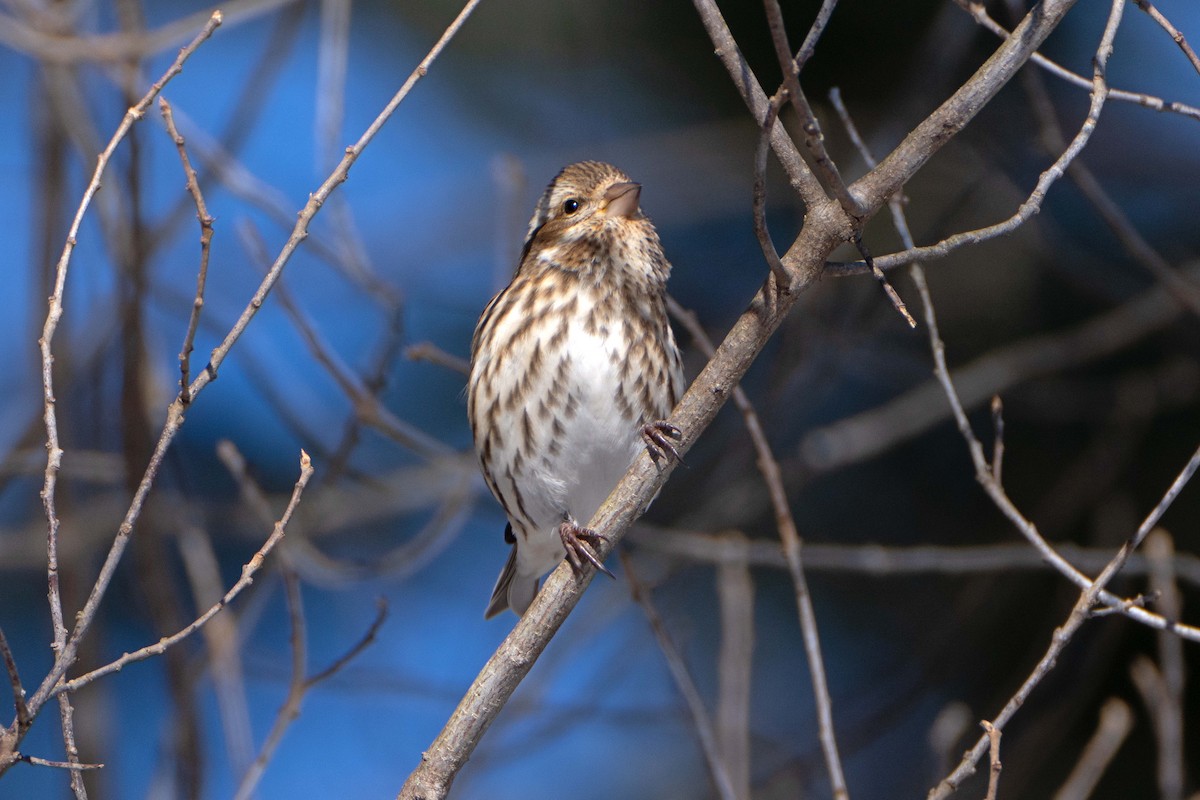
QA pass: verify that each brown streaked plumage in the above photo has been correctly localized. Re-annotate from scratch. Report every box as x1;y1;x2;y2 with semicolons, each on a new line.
468;161;685;618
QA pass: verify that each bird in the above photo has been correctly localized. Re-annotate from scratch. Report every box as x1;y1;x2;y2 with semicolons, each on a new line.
468;161;685;618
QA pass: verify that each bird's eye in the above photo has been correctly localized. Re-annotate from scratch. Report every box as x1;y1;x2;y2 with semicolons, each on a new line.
561;198;580;215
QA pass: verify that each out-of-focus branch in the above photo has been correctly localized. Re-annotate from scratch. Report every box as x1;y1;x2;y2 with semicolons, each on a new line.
237;221;450;459
714;537;753;800
668;298;848;800
1018;66;1200;316
1133;530;1186;800
799;266;1196;471
1051;699;1133;800
0;0;291;64
619;551;738;800
628;526;1200;587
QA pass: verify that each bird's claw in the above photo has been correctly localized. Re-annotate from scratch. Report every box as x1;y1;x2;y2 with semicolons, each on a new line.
642;420;684;465
559;521;615;579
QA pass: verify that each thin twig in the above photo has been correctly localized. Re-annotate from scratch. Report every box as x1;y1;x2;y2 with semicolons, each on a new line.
0;628;28;731
19;0;474;742
980;721;1001;800
159;96;215;403
928;429;1197;800
692;0;827;207
51;451;314;696
763;0;862;217
793;0;840;70
753;89;793;289
828;0;1122;276
1132;0;1200;76
15;10;222;780
16;753;104;771
951;0;1200;123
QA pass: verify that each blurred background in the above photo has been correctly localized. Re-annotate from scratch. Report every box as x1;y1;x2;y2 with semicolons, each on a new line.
1;0;1199;798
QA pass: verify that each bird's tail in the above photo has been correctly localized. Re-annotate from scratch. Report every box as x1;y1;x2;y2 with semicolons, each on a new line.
484;546;538;619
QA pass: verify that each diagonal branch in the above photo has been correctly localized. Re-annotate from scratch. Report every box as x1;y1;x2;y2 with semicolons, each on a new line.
397;1;1080;797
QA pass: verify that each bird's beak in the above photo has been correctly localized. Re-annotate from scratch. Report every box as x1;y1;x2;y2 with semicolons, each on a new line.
603;181;641;218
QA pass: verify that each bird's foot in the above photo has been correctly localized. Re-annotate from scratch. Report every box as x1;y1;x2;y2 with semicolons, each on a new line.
559;520;615;579
642;420;683;464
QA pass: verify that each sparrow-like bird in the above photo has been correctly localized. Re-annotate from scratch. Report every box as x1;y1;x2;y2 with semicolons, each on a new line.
468;161;685;618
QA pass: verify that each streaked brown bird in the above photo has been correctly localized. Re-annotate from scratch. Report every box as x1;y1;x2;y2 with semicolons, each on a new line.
468;161;685;618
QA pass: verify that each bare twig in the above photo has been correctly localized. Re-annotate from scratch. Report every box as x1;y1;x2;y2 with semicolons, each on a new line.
793;0;840;70
0;629;28;732
691;0;826;206
15;753;104;771
753;89;793;288
1133;0;1200;76
952;0;1200;122
10;11;223;781
855;232;916;326
12;1;474;757
826;87;915;329
159;96;215;403
763;0;862;217
829;0;1123;276
928;431;1197;800
51;451;314;696
980;721;1001;800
